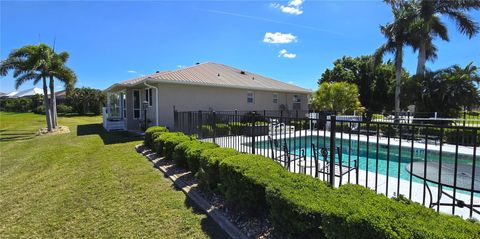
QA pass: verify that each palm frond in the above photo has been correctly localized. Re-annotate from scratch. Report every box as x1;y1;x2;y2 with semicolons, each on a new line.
443;10;479;38
15;71;39;89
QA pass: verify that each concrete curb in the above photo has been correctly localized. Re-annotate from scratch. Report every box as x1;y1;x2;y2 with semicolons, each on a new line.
135;145;247;239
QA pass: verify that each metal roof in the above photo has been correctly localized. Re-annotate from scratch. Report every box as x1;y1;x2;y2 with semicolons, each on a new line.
106;62;311;93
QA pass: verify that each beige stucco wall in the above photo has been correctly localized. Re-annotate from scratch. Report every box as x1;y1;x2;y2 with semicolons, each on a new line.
123;83;309;130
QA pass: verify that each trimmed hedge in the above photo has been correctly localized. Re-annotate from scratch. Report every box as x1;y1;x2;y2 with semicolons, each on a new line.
144;126;169;149
219;154;287;215
185;142;219;174
173;140;201;168
218;152;480;238
158;132;192;160
198;147;240;191
200;124;230;137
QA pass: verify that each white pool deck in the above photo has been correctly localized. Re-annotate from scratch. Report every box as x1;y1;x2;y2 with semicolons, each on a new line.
201;129;480;219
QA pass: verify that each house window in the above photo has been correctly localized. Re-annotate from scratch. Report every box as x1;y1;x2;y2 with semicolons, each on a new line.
273;93;278;104
293;94;301;110
133;90;140;119
247;91;254;104
145;88;153;107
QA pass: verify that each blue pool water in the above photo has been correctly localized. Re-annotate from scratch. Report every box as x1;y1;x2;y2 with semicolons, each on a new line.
251;136;479;194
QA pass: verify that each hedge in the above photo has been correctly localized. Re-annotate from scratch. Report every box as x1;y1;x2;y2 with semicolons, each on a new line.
198;147;240;191
185;142;219;174
200;124;230;137
219;154;287;215
173;140;201;168
158;132;192;160
144;126;169;149
218;152;480;238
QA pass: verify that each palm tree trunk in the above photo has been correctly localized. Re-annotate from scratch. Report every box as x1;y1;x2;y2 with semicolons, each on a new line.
416;41;427;77
394;46;403;121
42;77;53;132
49;76;57;128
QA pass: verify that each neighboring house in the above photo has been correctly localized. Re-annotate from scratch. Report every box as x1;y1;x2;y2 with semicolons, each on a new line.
103;62;311;131
5;87;45;98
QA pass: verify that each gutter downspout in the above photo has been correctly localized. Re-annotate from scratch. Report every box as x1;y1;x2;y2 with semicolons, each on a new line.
144;80;159;126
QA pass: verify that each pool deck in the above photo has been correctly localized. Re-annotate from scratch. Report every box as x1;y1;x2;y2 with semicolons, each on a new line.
201;129;480;219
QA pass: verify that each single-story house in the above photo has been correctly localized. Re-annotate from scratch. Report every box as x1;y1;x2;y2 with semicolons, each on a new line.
103;62;311;131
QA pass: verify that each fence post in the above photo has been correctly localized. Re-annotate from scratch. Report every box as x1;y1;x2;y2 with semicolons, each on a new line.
187;111;192;135
212;111;216;144
251;113;256;154
198;110;203;138
173;108;178;131
329;115;336;186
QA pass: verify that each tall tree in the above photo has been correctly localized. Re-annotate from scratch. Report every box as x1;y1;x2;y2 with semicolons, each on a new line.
47;51;76;127
319;55;407;114
374;0;416;120
415;63;480;117
412;0;480;77
0;44;55;132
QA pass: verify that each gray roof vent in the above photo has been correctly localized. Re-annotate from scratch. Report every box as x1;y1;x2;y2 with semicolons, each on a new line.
240;71;246;75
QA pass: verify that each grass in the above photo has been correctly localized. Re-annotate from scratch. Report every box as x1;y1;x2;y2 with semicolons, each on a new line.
0;112;226;238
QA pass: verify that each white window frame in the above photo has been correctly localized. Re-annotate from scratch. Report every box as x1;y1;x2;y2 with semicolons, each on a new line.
145;88;153;107
292;94;301;110
133;89;141;119
247;91;254;104
273;93;278;104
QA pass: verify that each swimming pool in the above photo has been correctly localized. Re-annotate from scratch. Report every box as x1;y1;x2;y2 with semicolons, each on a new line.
252;135;479;192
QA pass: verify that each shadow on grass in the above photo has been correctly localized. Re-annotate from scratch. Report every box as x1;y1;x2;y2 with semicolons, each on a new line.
77;124;142;145
184;197;230;239
0;130;36;142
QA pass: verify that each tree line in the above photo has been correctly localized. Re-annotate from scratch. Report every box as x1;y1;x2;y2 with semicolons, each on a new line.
312;0;480;119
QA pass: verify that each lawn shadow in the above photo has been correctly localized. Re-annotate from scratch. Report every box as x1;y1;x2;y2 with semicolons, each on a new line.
76;124;142;145
0;130;36;142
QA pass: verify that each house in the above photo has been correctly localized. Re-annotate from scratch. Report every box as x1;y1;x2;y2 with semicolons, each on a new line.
5;87;45;98
103;62;311;131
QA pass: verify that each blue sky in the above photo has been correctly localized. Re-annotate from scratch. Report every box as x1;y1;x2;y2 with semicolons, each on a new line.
1;0;479;93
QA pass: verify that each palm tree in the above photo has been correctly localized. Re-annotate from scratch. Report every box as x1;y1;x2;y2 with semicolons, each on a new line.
47;51;76;127
413;0;480;77
0;44;55;132
374;0;416;120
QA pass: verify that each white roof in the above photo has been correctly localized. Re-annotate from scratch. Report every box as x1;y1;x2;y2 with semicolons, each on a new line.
6;87;46;98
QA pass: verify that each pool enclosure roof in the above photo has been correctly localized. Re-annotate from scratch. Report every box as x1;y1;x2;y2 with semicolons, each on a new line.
105;62;311;94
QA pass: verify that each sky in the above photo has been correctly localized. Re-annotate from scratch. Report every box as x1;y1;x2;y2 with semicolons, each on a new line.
1;0;479;93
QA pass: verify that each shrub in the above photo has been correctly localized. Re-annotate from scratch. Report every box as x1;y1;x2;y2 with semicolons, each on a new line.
144;126;168;149
185;142;218;174
266;173;333;238
56;103;73;114
198;147;240;191
218;152;480;238
0;98;33;112
200;125;213;137
219;154;286;215
200;124;230;137
161;132;192;160
33;105;46;114
228;122;247;135
173;140;201;168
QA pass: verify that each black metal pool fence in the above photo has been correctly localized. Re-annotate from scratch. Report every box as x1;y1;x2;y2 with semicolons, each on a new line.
173;110;480;218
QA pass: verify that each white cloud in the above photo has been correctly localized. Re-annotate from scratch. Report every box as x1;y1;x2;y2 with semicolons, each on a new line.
177;65;185;68
127;70;137;74
272;0;304;15
263;32;297;44
278;49;297;59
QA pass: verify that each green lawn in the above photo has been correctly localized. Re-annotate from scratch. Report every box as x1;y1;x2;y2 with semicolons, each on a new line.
0;112;226;238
